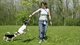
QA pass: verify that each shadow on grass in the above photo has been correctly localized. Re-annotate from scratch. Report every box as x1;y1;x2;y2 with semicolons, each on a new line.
14;36;48;42
23;37;35;43
44;36;48;40
14;38;22;41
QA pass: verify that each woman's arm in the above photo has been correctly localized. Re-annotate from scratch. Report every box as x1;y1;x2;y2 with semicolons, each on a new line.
29;9;41;18
48;9;52;25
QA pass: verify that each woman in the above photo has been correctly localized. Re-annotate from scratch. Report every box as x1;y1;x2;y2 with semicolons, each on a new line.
29;2;52;43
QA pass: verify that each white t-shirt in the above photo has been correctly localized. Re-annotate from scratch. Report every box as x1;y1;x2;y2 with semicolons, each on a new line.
33;8;49;20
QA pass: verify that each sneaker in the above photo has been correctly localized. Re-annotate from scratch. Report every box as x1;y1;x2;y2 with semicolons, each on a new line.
43;39;47;42
39;40;42;44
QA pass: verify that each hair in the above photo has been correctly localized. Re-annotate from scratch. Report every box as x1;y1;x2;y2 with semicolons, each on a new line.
40;2;48;8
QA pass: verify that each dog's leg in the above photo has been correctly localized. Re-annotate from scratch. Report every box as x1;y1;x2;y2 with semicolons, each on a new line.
11;38;14;41
3;36;6;40
6;37;9;42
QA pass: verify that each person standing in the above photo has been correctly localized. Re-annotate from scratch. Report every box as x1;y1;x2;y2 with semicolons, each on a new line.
29;2;52;43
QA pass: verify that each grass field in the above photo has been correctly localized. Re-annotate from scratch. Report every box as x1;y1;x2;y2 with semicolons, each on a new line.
0;26;80;45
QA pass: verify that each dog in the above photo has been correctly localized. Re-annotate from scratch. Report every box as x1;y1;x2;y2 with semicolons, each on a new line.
3;32;16;42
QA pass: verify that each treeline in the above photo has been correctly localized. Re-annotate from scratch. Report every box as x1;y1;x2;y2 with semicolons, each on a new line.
0;0;80;26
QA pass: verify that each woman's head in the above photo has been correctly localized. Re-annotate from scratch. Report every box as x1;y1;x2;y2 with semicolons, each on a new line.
40;2;48;9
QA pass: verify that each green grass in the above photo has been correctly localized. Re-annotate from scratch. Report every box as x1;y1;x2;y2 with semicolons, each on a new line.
0;26;80;45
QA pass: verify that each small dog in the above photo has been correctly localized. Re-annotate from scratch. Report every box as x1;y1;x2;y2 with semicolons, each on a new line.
3;32;16;42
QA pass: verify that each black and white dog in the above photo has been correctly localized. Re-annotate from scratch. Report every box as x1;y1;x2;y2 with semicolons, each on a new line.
3;32;16;42
3;19;30;42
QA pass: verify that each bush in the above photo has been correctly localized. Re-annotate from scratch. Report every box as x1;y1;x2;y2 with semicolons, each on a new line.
65;17;80;26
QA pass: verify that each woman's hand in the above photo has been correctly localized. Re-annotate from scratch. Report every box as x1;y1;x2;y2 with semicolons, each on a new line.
50;21;52;26
29;15;32;18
